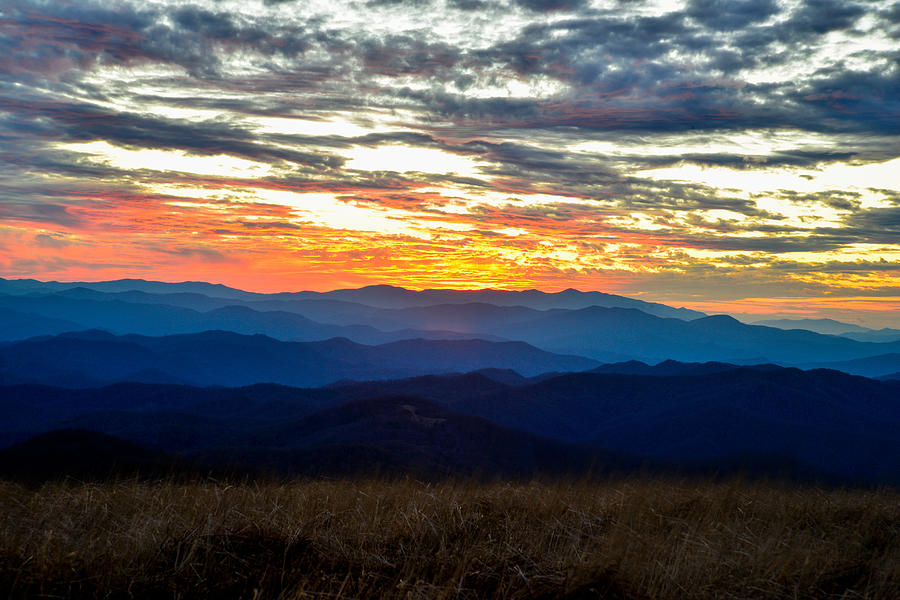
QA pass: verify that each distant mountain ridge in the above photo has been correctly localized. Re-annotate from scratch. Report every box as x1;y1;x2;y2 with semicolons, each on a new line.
0;278;704;319
0;330;599;388
798;353;900;379
3;277;900;374
5;284;900;367
282;284;706;319
751;318;871;335
752;317;900;343
0;277;256;300
0;292;507;345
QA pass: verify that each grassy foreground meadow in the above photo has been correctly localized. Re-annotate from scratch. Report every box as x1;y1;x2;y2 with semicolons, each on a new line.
1;477;898;599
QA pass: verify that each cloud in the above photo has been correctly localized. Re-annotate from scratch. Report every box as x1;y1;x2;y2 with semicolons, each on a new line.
154;245;237;262
513;0;586;12
0;94;345;169
686;0;780;31
32;233;76;248
0;0;897;312
782;0;866;35
0;202;83;228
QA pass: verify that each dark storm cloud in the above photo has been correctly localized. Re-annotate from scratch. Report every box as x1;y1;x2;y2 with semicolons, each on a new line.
0;1;313;81
794;70;900;135
844;208;900;243
447;0;490;10
396;88;543;122
366;0;433;6
686;0;780;31
631;150;859;169
0;94;344;168
5;0;895;145
513;0;586;12
476;12;694;80
360;36;461;77
615;182;764;216
459;139;617;179
781;0;866;35
675;232;860;253
0;2;154;79
388;3;895;140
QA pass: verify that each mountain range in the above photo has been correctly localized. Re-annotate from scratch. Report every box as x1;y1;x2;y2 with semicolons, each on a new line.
752;318;900;343
0;278;703;318
2;277;899;485
3;279;900;369
0;330;598;388
2;363;897;483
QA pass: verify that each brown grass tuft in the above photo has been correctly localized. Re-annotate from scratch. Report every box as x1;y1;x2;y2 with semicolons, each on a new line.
1;477;898;599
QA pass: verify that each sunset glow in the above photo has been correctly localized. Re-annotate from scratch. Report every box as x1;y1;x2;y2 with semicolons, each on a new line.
2;0;899;325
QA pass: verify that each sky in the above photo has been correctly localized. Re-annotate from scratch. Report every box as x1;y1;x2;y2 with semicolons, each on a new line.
1;0;899;326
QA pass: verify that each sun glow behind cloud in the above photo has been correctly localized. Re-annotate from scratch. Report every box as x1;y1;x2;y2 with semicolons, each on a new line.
636;158;900;199
342;146;486;177
58;141;273;179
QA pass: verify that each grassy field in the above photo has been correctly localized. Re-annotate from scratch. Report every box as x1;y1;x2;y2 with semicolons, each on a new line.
1;477;898;599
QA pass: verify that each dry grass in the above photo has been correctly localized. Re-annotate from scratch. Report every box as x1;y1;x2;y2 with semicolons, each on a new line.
1;477;898;599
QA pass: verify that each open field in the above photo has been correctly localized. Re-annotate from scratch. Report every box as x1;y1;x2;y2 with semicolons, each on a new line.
1;477;898;599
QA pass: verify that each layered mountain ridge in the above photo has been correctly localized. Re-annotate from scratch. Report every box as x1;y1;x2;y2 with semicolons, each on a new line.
2;277;899;485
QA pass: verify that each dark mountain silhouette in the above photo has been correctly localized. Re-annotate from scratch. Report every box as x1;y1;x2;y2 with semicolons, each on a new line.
0;385;629;479
589;359;782;376
0;429;198;484
320;372;515;406
0;382;335;449
284;366;900;483
0;330;599;388
193;395;634;478
470;368;531;385
2;365;894;483
435;368;900;483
